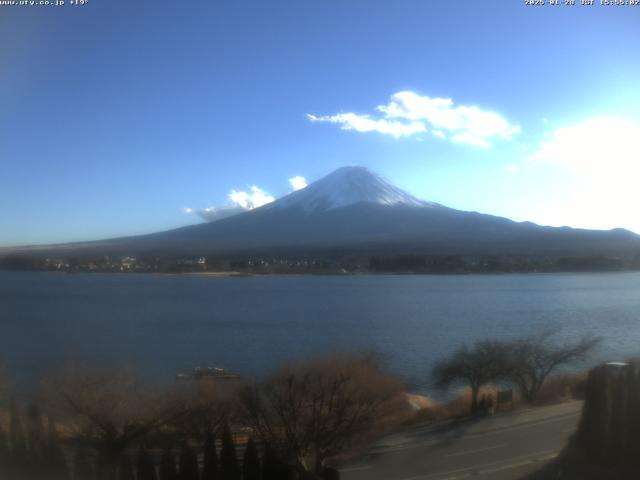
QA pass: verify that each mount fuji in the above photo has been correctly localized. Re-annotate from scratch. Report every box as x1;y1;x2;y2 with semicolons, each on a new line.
272;166;431;212
8;166;640;258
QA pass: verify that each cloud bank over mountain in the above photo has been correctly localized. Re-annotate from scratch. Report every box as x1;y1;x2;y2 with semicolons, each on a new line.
188;176;308;223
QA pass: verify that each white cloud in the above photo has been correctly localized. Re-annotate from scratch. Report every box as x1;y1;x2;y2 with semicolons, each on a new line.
196;205;246;222
185;185;276;223
308;91;520;147
307;113;425;139
289;176;308;191
451;132;490;148
528;116;640;232
529;117;640;173
229;185;275;209
504;164;519;173
184;205;247;222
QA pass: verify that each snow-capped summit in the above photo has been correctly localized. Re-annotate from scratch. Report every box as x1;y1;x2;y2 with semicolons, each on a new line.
272;166;434;212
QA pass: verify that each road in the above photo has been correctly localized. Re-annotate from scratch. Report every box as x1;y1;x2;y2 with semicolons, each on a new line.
341;401;582;480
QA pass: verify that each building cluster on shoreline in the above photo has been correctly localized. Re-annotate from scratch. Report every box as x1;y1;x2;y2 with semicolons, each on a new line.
2;251;639;275
1;254;351;274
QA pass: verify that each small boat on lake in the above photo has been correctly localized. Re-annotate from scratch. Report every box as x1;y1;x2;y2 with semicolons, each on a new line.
176;366;241;381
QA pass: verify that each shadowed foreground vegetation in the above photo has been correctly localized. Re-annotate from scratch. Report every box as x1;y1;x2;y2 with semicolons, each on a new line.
0;353;401;480
0;331;599;480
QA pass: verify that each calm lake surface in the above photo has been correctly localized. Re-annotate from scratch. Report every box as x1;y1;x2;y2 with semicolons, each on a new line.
1;271;640;392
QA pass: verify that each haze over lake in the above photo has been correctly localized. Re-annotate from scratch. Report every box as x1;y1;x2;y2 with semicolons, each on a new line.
2;271;639;392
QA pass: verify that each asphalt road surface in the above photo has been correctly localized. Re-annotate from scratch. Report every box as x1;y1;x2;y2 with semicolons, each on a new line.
341;401;583;480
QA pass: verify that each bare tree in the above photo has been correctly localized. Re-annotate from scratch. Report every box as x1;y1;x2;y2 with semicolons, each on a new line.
432;340;509;415
46;367;181;479
168;379;239;445
505;331;600;403
240;353;402;474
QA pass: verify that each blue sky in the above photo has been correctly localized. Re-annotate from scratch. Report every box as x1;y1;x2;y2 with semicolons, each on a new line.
1;0;639;246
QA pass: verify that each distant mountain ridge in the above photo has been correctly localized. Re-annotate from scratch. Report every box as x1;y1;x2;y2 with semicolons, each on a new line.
4;166;640;259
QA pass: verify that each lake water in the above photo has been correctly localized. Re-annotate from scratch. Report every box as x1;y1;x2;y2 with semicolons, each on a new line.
1;271;640;392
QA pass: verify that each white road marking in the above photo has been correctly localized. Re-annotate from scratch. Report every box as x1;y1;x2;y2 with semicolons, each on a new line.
473;452;558;478
340;465;373;472
466;412;580;439
445;443;506;458
371;412;579;453
397;448;560;480
402;403;581;435
340;465;372;472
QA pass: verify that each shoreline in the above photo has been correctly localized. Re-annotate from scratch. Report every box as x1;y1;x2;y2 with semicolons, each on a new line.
2;269;640;278
168;271;254;278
